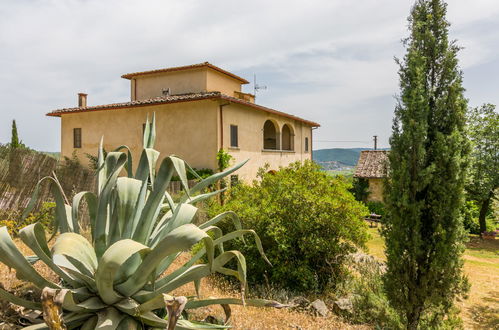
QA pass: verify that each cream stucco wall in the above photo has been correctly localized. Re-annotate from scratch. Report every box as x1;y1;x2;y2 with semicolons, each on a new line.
367;178;384;202
61;100;219;171
131;68;243;101
133;69;208;100
60;100;314;182
206;70;242;97
219;103;312;182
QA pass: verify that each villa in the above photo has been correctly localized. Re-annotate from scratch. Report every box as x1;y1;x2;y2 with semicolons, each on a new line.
47;62;320;181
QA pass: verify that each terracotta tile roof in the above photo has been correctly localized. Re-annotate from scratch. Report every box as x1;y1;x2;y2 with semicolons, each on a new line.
46;92;320;127
121;62;249;84
354;150;389;178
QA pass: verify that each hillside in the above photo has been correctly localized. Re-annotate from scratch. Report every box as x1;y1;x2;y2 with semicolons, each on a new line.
313;148;363;166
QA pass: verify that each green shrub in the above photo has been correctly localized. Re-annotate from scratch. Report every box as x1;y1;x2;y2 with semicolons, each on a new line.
462;200;496;235
0;202;54;237
463;200;481;235
208;161;369;292
350;177;370;202
366;201;386;217
337;254;401;328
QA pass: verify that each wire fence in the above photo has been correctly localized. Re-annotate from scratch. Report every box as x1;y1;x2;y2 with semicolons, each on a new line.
0;146;198;222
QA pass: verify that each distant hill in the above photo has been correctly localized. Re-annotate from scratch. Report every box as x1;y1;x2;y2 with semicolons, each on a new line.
313;148;363;166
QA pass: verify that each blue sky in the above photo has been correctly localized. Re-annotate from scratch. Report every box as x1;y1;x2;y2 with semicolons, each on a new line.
1;0;498;151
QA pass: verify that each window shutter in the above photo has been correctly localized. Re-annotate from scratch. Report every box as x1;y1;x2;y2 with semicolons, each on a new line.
230;125;238;147
73;128;82;148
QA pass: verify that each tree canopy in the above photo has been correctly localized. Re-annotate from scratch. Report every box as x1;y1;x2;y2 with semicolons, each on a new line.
466;103;499;233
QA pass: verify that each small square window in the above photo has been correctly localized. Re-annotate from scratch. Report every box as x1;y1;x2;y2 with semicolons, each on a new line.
230;125;238;147
73;128;82;148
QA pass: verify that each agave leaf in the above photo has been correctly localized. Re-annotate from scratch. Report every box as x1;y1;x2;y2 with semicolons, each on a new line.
94;151;128;257
135;311;168;327
185;188;226;205
117;317;140;329
96;307;126;330
22;175;73;234
202;226;224;253
150;203;198;246
115;294;167;316
97;136;105;192
80;316;98;330
199;211;242;231
136;264;212;303
72;191;97;236
52;232;98;273
96;239;150;305
134;148;160;185
118;224;214;297
193;229;270;267
122;176;149;240
170;156;190;197
113;145;133;178
132;156;180;244
0;227;58;289
182;160;248;201
23;312;94;329
19;223;80;287
77;296;108;311
142;113;156;149
57;260;96;291
0;285;42;310
111;177;143;242
185;298;289;310
175;319;231;329
70;287;93;301
213;251;246;285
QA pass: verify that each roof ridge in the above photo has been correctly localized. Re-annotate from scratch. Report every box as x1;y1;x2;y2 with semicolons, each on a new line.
121;62;249;84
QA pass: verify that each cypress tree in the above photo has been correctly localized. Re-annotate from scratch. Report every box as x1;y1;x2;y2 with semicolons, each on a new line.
11;119;19;149
383;1;469;328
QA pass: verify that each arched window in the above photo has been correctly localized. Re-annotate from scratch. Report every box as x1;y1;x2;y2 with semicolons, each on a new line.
263;120;279;150
281;124;294;151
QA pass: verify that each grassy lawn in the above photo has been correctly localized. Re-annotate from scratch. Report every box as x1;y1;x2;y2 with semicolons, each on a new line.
366;227;499;329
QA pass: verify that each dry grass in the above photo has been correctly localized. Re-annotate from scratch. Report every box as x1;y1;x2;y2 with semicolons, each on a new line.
366;228;499;329
0;237;369;330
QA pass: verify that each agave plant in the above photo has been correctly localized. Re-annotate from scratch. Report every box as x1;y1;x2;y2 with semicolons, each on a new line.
0;114;282;329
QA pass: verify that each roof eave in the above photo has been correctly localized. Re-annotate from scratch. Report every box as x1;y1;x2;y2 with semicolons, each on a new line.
46;94;320;127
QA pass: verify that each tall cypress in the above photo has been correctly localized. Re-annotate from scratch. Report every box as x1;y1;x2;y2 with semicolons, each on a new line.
383;1;469;328
11;119;19;149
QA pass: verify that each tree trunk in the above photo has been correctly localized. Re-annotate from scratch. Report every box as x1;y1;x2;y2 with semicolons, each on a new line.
406;307;422;330
478;191;493;235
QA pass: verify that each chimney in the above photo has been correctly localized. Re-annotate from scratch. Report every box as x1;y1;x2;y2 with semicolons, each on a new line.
78;93;88;107
373;135;378;150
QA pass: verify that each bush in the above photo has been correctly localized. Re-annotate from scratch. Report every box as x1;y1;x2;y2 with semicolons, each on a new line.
366;201;386;217
208;161;369;292
337;254;401;328
463;200;481;235
350;177;370;202
0;202;55;236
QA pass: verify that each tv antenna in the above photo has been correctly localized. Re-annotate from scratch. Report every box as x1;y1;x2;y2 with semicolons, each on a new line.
253;74;267;100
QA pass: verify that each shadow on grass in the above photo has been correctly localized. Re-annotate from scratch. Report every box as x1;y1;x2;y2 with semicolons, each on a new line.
467;290;499;329
465;236;499;258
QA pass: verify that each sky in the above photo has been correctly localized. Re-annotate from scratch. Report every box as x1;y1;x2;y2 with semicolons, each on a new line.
1;0;498;151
